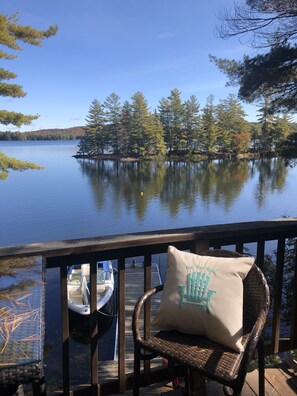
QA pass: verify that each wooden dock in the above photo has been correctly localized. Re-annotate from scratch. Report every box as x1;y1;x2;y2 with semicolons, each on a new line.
98;262;162;383
122;262;162;362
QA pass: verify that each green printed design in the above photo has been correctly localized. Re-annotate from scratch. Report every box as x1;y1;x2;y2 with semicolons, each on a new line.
179;271;216;313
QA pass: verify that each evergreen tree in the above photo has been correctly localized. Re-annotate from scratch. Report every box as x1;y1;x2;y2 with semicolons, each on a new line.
182;95;200;153
257;97;277;152
216;94;250;154
212;1;297;113
250;123;262;152
273;114;292;151
143;113;166;157
167;88;184;153
158;97;171;152
130;92;150;156
0;152;43;180
200;95;218;154
0;12;57;126
279;132;297;165
0;12;57;178
119;100;132;156
79;99;106;155
130;92;166;157
103;93;122;155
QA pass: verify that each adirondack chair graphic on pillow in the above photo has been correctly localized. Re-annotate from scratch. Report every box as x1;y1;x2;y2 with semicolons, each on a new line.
179;272;216;313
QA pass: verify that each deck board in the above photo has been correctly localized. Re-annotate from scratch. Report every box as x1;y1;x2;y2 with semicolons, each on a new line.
121;262;162;363
107;365;297;395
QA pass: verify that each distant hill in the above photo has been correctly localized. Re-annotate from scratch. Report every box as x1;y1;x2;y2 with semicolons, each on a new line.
26;126;86;137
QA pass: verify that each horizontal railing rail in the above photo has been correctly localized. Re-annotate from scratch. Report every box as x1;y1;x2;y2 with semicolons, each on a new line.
1;218;297;396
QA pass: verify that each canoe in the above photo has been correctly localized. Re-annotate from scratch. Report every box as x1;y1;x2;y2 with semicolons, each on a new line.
67;261;114;315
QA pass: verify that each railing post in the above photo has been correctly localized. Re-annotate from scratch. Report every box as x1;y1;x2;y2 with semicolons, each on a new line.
143;252;152;386
60;262;71;396
118;257;126;393
90;259;99;395
236;242;244;254
290;240;297;348
256;240;265;270
193;240;209;254
271;238;286;354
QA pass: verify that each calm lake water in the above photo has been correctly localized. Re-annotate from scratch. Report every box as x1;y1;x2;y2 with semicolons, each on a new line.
1;140;297;248
1;140;297;387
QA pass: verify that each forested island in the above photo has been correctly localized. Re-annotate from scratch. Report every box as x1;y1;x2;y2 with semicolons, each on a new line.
76;90;297;161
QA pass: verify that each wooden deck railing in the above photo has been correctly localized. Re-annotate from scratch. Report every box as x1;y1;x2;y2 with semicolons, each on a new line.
1;218;297;395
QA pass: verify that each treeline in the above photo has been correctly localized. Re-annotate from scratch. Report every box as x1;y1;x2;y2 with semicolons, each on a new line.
78;89;297;159
0;127;86;141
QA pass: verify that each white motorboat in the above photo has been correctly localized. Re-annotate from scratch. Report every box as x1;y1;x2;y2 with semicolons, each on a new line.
67;261;114;315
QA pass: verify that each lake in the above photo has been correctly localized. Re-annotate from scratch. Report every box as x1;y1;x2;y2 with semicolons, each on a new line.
1;140;297;248
1;140;297;387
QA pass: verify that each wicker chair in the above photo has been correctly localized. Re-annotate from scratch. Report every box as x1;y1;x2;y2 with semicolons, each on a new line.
132;250;270;396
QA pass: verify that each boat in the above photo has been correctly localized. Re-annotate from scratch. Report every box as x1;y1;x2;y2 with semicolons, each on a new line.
67;261;114;315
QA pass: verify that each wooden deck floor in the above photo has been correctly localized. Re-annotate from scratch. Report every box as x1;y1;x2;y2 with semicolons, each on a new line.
108;363;297;395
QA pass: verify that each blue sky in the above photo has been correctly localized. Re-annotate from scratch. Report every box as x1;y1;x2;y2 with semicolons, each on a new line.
2;0;260;132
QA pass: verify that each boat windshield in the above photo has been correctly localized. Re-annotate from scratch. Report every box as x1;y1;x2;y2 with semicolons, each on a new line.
97;261;112;283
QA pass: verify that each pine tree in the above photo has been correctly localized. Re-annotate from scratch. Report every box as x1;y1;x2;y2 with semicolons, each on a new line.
273;114;292;151
200;95;218;154
182;95;200;154
143;113;166;157
167;88;184;153
250;124;262;152
257;97;277;152
0;12;57;127
119;101;132;156
158;97;171;152
0;152;43;180
103;93;122;155
212;1;297;113
129;92;166;158
130;92;149;157
216;94;250;154
79;99;106;155
0;12;57;179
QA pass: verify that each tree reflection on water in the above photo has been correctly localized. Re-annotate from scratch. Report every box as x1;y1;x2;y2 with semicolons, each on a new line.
78;158;288;218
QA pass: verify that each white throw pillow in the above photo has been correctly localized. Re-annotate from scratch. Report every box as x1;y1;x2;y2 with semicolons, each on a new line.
152;246;254;352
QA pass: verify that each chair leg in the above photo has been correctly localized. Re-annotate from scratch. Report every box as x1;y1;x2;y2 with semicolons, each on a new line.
257;338;265;396
189;368;207;396
32;376;46;396
184;367;190;396
133;345;141;396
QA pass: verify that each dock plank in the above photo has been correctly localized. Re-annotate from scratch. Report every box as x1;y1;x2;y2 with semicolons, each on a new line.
122;263;161;362
98;262;162;383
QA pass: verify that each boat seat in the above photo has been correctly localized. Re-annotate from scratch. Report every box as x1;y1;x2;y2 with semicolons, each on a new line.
97;284;107;295
69;287;82;297
68;273;81;285
69;287;84;305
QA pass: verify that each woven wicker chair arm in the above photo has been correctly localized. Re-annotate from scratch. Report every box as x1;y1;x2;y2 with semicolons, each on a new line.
132;285;164;342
